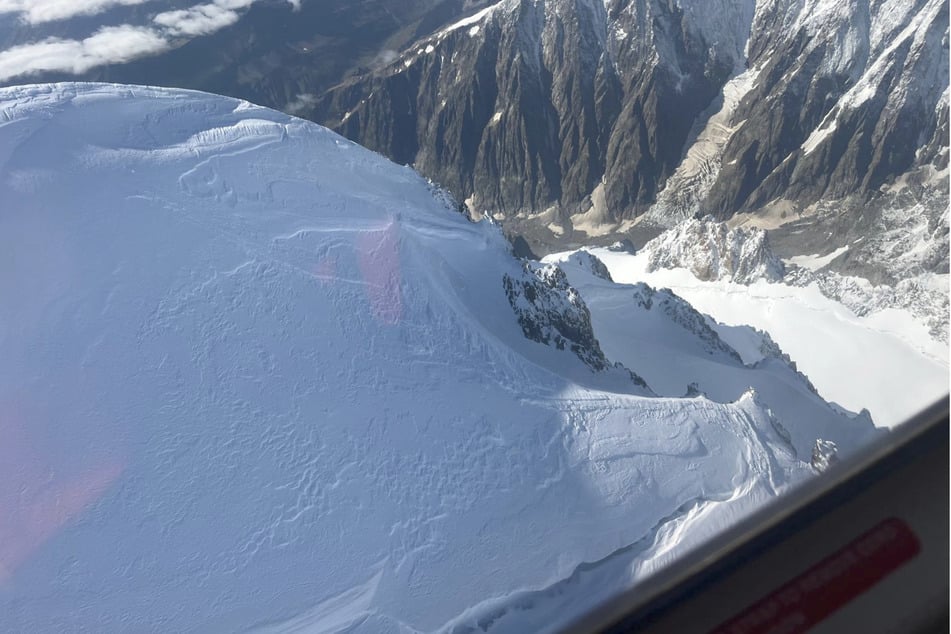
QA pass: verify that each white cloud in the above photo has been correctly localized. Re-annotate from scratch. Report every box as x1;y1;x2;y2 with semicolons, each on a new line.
375;49;399;66
284;93;317;115
153;0;254;37
0;25;168;81
83;23;168;60
0;0;306;25
0;0;308;80
0;0;154;25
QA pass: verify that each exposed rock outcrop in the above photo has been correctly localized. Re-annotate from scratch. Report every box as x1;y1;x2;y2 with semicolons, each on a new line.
640;216;786;284
503;261;613;371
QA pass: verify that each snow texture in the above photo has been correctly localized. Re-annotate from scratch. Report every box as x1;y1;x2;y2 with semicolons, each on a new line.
0;83;874;633
544;252;875;457
588;246;949;429
785;266;950;345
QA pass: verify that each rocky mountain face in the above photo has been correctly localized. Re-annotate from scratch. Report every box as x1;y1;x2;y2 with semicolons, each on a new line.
811;439;839;472
312;0;754;221
310;0;948;272
702;0;948;217
639;216;949;342
503;261;614;372
0;0;499;116
3;0;943;278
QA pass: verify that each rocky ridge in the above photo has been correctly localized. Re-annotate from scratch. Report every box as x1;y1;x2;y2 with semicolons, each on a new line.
503;261;612;372
310;0;948;277
313;0;754;221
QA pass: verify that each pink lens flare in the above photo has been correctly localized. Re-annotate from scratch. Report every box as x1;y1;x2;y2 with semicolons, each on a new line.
0;410;124;584
311;255;340;286
356;219;403;326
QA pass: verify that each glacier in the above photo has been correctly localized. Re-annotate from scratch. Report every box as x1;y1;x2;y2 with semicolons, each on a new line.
579;245;949;429
0;83;876;633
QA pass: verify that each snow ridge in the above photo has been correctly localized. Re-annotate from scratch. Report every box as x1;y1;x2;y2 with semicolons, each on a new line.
545;248;871;453
0;82;874;633
560;249;615;282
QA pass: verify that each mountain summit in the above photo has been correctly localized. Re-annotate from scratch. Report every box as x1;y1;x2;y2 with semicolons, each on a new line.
0;83;875;632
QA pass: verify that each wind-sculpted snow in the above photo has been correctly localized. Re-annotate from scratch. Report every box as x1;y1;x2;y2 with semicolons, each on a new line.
641;216;786;284
0;83;873;633
545;251;874;457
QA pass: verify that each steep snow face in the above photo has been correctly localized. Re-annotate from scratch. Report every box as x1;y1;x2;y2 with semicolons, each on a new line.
559;249;615;282
544;252;875;456
640;216;785;284
0;84;874;632
311;0;946;276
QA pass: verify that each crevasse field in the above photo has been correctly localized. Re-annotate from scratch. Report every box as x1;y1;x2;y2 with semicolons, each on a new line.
1;84;881;632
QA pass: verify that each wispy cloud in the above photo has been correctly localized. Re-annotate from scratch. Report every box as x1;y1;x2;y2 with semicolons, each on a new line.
285;93;318;115
0;0;306;82
154;0;254;37
0;0;155;25
0;25;168;81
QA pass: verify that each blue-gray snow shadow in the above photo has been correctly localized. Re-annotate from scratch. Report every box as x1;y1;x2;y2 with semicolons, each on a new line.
0;87;783;634
0;187;654;634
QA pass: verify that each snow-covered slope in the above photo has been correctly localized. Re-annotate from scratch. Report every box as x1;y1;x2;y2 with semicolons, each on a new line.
543;251;877;456
0;83;874;633
584;245;949;429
